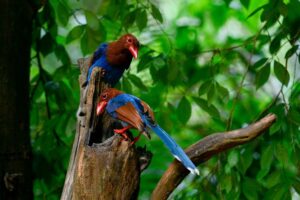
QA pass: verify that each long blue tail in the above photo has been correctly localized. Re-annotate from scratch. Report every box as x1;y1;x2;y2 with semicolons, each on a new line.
149;124;199;175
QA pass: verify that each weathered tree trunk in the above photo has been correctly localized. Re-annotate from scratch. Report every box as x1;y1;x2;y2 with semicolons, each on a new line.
61;58;150;200
0;1;33;200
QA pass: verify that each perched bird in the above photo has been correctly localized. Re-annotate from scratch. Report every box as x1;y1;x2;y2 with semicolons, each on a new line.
96;88;199;175
86;34;139;86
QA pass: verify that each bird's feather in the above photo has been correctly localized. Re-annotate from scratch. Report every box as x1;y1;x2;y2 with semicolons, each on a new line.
115;102;144;131
148;123;199;175
101;90;199;175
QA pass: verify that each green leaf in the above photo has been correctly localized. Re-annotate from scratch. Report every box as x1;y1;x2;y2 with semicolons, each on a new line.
193;97;220;118
285;45;298;59
223;0;232;6
136;9;147;31
55;45;70;65
207;82;215;104
81;29;89;55
240;0;250;9
66;25;85;43
274;61;289;86
56;2;70;26
198;80;212;96
257;34;270;46
242;178;258;200
239;150;253;174
260;5;279;23
287;108;300;125
219;175;232;193
263;13;280;29
278;1;288;16
85;10;99;31
264;171;281;189
151;3;163;23
269;35;281;54
274;143;288;166
216;82;229;99
228;150;238;167
264;184;290;200
255;62;270;89
122;78;132;94
128;74;148;91
124;10;137;28
137;54;153;72
257;145;273;180
177;97;191;124
252;58;268;69
238;148;253;174
39;33;55;56
293;178;300;194
247;5;265;18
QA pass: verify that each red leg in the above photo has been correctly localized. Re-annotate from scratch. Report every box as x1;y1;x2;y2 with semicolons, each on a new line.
114;126;132;134
114;126;132;140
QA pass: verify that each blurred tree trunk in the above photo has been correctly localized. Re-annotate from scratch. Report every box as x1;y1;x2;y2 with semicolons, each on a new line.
0;1;33;199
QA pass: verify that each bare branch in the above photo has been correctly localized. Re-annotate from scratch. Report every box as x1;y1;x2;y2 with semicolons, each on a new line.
151;113;277;200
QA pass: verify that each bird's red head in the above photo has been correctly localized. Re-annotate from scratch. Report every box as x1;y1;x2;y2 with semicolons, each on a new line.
96;88;123;115
118;34;140;59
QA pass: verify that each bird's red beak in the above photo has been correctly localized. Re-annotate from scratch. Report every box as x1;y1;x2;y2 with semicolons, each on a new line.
96;101;108;116
128;46;138;59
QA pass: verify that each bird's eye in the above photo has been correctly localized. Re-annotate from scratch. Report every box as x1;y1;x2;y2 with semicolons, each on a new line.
102;93;107;99
127;38;132;43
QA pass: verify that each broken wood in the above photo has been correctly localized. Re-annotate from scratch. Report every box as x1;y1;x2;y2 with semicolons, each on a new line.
61;58;151;200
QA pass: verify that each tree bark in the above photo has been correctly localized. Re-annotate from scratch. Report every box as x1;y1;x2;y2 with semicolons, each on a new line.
151;113;277;200
61;58;151;200
0;1;33;200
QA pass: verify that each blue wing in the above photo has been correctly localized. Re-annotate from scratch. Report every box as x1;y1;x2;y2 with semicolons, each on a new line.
92;43;108;64
87;43;125;86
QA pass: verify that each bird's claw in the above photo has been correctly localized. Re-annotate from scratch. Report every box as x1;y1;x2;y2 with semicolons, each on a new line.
114;129;127;134
114;129;129;140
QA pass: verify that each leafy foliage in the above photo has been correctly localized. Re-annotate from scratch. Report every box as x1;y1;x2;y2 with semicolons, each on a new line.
30;0;300;199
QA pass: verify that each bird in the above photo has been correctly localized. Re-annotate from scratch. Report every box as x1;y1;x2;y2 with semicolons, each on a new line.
86;34;139;86
96;88;199;175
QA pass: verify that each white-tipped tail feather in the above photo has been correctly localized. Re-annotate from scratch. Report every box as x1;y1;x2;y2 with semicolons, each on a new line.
188;167;200;175
149;124;200;176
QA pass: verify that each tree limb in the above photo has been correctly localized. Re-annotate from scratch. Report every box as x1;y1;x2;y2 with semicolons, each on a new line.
151;113;277;200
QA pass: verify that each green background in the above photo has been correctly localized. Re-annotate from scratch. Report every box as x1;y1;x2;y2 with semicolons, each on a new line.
30;0;300;199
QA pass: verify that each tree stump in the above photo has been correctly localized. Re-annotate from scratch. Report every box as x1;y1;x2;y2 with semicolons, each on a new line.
61;58;150;200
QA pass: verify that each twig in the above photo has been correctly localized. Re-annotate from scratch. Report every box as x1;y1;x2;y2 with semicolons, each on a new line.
254;84;283;121
225;32;260;131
